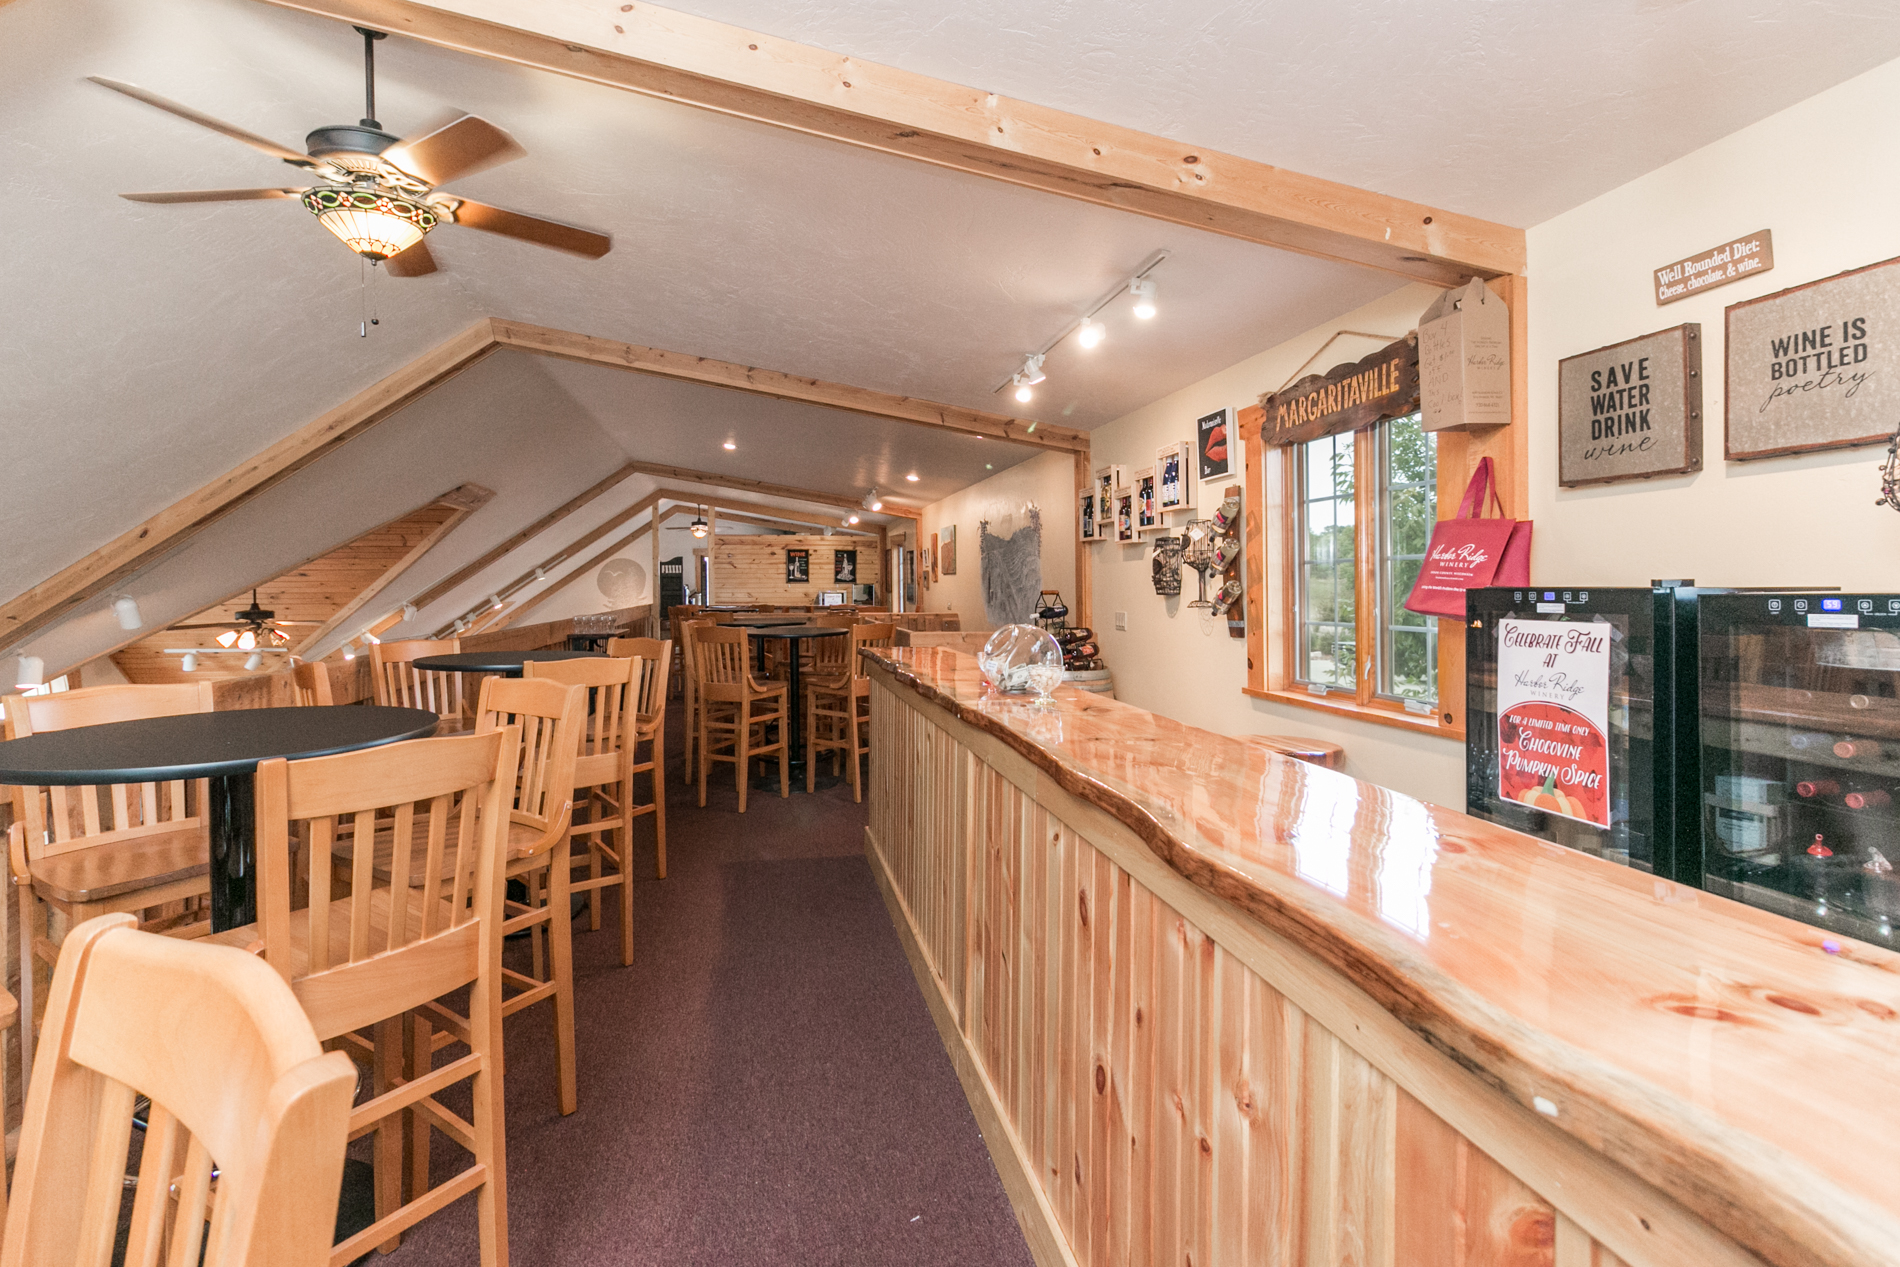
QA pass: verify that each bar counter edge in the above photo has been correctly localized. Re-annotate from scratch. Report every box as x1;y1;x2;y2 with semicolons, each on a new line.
861;646;1900;1267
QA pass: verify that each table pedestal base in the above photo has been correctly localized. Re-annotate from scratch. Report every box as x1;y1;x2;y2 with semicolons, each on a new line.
208;772;256;933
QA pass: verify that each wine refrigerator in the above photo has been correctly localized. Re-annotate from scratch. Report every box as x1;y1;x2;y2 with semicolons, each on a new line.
1697;593;1900;943
1465;586;1703;882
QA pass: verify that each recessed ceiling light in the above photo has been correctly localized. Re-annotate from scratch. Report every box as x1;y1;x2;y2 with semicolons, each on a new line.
985;464;993;470
905;473;919;482
722;440;736;450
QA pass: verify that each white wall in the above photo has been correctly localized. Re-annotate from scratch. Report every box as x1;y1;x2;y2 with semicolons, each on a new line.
919;448;1076;630
1527;56;1900;590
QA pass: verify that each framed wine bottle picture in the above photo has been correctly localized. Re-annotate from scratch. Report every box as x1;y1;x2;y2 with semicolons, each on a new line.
1156;441;1194;511
1135;467;1158;532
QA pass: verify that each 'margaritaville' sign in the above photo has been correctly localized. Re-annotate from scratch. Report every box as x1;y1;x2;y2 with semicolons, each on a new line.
1726;256;1900;460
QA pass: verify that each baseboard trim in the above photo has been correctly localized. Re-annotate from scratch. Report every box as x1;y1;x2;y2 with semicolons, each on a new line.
863;825;1077;1267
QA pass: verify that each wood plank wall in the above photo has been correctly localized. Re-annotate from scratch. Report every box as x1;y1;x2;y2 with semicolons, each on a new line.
713;534;881;604
866;678;1697;1267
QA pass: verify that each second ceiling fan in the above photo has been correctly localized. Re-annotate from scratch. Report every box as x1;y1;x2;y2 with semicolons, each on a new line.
93;25;611;276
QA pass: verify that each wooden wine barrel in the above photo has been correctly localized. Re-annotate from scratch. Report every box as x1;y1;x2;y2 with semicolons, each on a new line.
1063;668;1114;699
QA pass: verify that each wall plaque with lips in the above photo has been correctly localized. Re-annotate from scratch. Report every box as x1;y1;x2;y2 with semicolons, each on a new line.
1196;408;1231;480
1257;333;1421;447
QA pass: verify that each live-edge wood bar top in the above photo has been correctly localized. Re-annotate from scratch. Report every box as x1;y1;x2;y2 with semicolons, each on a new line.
864;646;1900;1267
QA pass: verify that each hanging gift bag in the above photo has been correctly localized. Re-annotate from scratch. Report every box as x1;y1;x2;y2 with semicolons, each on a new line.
1404;457;1531;617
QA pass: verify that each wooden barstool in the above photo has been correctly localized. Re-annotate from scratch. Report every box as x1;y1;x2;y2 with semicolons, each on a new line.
206;727;520;1267
694;625;787;812
524;655;643;965
369;637;464;719
677;618;715;787
289;659;335;706
805;623;893;801
4;914;353;1267
607;636;673;878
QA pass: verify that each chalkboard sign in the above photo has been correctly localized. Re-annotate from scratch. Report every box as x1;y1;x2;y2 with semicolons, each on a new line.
1726;255;1900;460
1557;325;1702;487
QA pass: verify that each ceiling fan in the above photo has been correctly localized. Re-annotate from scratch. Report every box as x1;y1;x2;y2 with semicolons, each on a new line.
172;590;316;648
91;26;611;276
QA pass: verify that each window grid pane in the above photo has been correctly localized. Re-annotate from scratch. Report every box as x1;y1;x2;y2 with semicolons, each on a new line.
1296;432;1356;690
1377;412;1436;706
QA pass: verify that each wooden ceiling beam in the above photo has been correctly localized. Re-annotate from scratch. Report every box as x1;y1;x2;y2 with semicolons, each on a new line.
658;494;875;535
624;462;921;520
254;0;1523;284
490;320;1084;453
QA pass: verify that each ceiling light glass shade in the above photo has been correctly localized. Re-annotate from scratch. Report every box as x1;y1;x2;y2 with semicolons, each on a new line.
301;185;438;261
267;627;289;647
1077;318;1105;349
690;516;709;538
216;630;240;648
112;595;142;631
237;630;257;651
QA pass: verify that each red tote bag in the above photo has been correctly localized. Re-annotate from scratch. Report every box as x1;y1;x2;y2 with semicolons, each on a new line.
1404;457;1530;618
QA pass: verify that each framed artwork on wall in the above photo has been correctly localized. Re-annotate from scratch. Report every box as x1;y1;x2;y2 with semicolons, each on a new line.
1156;441;1194;511
1725;255;1900;460
940;524;957;575
1078;491;1097;542
1196;408;1232;480
1116;490;1136;543
1557;324;1703;486
785;548;809;583
1135;466;1158;531
834;549;858;583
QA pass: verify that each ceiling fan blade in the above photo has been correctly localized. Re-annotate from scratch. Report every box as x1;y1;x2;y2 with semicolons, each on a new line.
384;114;525;187
382;239;438;277
88;77;313;168
119;188;307;204
449;199;611;259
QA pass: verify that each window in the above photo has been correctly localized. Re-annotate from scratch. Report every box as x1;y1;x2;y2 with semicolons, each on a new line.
1290;412;1436;712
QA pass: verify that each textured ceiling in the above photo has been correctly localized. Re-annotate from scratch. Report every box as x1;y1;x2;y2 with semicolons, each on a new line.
660;0;1900;226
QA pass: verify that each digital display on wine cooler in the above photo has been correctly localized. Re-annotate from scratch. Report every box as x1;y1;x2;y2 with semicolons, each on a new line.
1821;597;1844;612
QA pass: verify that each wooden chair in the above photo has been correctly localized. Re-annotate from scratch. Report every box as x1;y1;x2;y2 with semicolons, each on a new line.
524;656;642;965
677;618;716;788
289;659;335;706
369;638;464;719
4;913;353;1267
807;624;894;801
693;625;787;812
4;682;216;1070
206;727;520;1267
606;637;672;878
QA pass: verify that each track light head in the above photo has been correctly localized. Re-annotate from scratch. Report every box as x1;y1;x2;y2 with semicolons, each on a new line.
1130;276;1157;319
1020;353;1046;385
1076;318;1105;349
244;651;263;671
1012;375;1033;403
15;655;43;689
112;595;142;631
179;652;197;673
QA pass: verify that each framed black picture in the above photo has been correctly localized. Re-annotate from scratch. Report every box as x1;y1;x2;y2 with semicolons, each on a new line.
834;549;858;583
785;548;809;583
1196;408;1232;480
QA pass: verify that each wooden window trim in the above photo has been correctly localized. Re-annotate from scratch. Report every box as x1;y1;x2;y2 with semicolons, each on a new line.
1241;275;1528;746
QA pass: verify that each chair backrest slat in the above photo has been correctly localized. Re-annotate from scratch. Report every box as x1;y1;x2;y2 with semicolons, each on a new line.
4;915;355;1267
522;658;637;793
473;676;584;861
290;660;334;707
851;622;897;675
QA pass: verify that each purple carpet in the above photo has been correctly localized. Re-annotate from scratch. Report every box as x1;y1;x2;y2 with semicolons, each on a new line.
379;714;1035;1266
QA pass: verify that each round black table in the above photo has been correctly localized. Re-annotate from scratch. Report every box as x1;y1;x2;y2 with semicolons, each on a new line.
0;706;439;932
745;626;848;787
411;650;606;676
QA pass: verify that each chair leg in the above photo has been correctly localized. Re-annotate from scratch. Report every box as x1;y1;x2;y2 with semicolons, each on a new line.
587;831;603;933
528;869;546;984
848;703;864;804
778;699;789;799
548;857;577;1116
619;777;635;967
373;1015;405;1252
697;707;711;808
16;886;36;1077
805;692;818;795
651;739;667;880
406;1010;435;1212
736;702;751;815
470;1007;509;1267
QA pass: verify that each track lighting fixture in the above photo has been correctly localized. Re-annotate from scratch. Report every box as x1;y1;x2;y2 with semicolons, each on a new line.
489;594;504;611
112;595;142;631
180;652;197;673
1077;317;1105;349
1130;276;1157;319
15;655;43;689
402;603;418;622
1012;375;1033;403
847;514;861;525
244;651;263;671
861;489;884;512
1020;353;1046;385
342;641;357;660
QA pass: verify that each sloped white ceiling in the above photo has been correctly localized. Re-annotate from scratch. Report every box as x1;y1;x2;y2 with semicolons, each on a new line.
665;0;1900;226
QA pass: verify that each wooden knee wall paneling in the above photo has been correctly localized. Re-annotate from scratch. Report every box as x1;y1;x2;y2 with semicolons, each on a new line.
864;678;1755;1267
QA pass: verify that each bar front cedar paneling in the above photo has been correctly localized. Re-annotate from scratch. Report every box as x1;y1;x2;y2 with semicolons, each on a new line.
867;677;1639;1267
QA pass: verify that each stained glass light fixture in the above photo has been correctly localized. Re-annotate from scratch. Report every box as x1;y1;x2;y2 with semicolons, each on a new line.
300;184;439;261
